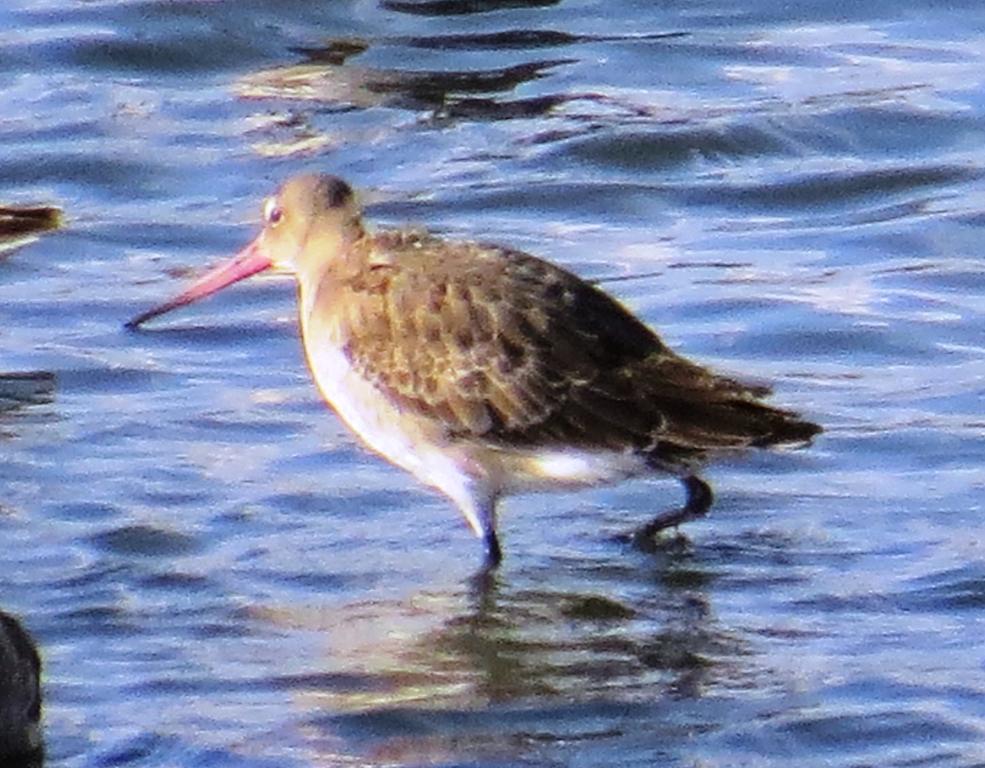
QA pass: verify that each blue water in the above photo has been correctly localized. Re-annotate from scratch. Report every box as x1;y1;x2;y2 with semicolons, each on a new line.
1;1;984;766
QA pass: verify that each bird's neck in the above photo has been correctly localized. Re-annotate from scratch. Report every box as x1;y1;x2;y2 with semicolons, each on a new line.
294;223;372;286
296;228;378;341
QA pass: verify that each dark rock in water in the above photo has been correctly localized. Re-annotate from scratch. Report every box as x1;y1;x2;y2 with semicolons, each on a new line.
0;610;42;762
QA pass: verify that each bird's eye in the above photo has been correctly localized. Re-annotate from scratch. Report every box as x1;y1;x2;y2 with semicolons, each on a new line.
263;197;284;226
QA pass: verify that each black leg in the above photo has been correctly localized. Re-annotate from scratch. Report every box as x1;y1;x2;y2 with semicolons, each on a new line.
637;475;713;540
483;529;503;567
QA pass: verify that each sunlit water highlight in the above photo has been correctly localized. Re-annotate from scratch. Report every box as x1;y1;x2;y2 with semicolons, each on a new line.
1;1;984;766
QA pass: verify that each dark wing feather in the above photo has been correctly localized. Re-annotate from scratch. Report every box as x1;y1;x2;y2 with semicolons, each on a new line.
334;232;819;458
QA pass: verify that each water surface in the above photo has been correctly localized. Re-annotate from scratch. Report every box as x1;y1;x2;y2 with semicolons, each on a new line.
1;1;984;766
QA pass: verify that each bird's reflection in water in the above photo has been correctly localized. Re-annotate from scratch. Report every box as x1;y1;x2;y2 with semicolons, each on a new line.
0;373;55;416
261;540;745;766
0;373;55;444
234;30;688;158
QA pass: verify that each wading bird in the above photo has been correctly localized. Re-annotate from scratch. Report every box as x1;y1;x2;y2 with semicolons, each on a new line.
128;174;820;566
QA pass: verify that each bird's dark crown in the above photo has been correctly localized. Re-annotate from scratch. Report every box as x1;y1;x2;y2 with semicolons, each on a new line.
314;175;354;210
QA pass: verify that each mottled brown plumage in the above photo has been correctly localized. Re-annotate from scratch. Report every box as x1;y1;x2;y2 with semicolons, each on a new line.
317;229;811;456
128;173;821;566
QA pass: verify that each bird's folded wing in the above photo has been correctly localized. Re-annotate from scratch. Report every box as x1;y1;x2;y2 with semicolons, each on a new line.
334;236;808;453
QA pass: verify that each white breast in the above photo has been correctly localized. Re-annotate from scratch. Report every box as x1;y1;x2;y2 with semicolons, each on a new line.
299;305;496;532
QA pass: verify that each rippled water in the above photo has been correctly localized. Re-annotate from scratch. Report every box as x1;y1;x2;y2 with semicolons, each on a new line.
2;1;984;766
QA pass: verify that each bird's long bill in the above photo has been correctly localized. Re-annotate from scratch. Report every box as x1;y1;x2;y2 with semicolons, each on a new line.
125;239;271;329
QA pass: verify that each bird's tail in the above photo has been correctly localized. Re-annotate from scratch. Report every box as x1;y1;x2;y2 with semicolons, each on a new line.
641;355;821;453
658;395;821;454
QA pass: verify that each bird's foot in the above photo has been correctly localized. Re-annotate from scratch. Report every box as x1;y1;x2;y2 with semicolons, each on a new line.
633;475;713;547
467;531;503;594
483;530;503;568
